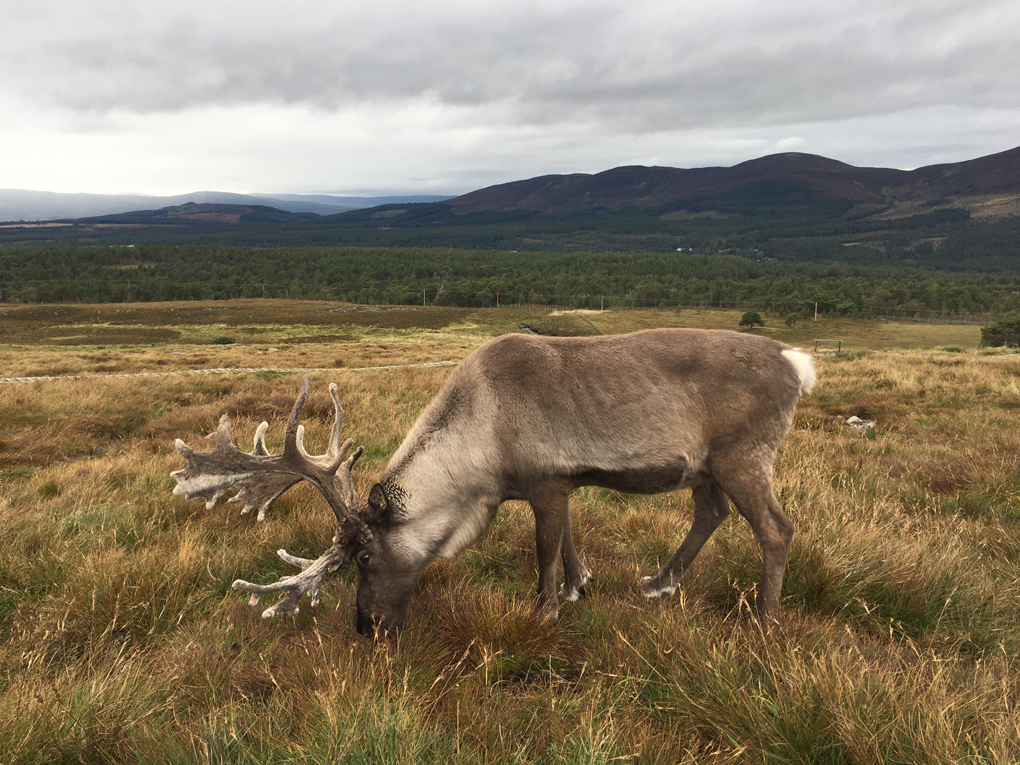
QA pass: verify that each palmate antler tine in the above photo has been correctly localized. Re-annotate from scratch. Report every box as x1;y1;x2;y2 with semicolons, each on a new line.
239;384;354;517
293;383;350;470
172;376;365;522
325;383;346;460
172;415;298;518
232;545;353;618
227;475;302;521
172;415;250;510
283;376;313;456
224;421;300;519
334;444;365;509
251;421;271;457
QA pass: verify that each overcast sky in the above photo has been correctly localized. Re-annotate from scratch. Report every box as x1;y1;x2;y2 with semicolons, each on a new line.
2;0;1017;196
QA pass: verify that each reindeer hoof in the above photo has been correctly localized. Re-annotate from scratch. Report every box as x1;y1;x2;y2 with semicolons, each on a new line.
559;583;586;602
559;568;593;602
642;575;678;599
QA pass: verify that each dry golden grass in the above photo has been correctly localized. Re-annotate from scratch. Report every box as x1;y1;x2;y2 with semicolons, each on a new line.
0;300;985;380
1;302;1018;763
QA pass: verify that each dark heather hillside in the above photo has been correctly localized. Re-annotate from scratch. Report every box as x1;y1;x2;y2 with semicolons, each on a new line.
449;147;1020;215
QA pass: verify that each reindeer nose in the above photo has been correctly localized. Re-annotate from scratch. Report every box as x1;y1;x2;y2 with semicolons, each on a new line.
356;612;400;637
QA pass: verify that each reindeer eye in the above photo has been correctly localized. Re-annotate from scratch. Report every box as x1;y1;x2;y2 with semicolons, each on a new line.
357;551;371;569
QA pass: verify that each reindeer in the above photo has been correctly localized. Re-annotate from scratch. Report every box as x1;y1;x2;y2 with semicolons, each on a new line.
172;328;815;634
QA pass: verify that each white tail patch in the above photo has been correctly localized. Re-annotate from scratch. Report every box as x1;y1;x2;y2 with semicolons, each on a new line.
781;349;816;396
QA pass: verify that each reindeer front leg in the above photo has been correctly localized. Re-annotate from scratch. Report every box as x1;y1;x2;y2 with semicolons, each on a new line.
528;482;572;618
559;510;592;601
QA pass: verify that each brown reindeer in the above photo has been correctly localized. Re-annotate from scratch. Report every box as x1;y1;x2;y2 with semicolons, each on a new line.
172;328;815;634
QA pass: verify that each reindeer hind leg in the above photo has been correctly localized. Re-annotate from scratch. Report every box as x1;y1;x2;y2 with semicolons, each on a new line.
642;481;730;598
715;464;794;616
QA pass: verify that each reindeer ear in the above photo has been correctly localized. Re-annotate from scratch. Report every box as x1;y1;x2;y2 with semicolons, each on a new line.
368;483;389;518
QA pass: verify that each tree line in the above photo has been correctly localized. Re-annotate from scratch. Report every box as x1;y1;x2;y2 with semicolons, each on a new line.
2;244;1020;319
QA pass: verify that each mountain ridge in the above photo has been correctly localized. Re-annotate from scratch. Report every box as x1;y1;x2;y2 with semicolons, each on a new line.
2;147;1018;265
4;147;1018;224
448;147;1020;218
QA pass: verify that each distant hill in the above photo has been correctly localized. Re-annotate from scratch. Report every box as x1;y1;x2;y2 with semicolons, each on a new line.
2;147;1018;273
0;189;454;222
449;147;1020;220
85;202;311;225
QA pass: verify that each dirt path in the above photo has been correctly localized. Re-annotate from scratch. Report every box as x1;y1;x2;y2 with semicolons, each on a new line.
0;360;458;385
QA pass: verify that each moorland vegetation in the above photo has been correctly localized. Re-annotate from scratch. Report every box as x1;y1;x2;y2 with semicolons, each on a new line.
2;304;1020;762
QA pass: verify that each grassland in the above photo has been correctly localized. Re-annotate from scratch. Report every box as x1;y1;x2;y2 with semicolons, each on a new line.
0;300;983;379
2;301;1018;763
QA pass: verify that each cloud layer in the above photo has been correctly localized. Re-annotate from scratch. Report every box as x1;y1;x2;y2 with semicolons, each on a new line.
2;0;1018;194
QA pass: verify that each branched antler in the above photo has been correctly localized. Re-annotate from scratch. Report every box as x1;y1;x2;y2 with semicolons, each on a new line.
172;379;358;521
235;546;352;618
171;376;369;617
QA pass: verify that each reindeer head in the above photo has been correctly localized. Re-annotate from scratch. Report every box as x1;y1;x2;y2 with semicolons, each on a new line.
349;482;434;635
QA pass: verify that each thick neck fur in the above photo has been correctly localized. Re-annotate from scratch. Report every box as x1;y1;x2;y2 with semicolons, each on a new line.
378;372;502;563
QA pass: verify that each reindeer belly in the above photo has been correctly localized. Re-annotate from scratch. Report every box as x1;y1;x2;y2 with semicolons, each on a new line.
572;457;691;495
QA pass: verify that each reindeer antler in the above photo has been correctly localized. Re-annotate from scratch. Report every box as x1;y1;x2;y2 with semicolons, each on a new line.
171;376;369;617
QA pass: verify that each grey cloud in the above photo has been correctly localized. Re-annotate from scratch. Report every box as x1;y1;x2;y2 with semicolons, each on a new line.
7;0;1018;133
2;0;1018;197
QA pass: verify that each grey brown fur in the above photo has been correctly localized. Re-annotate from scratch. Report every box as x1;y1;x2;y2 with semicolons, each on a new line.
355;328;814;633
171;328;815;635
